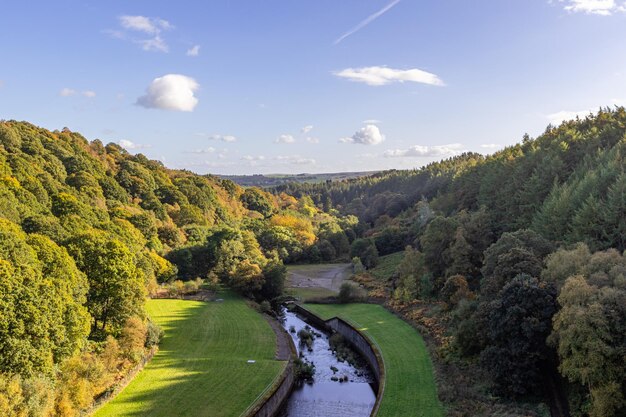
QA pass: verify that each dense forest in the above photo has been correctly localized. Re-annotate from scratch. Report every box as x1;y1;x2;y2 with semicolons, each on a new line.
0;120;356;415
1;107;625;416
276;107;626;417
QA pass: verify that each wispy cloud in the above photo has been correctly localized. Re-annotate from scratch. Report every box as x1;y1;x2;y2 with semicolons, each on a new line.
334;66;444;86
59;88;96;98
275;155;316;165
185;147;215;154
136;74;199;112
384;143;464;158
137;36;168;52
363;119;382;124
111;15;173;52
242;155;265;161
301;125;313;134
209;134;237;142
480;143;502;150
187;45;200;56
119;15;172;34
275;134;295;144
118;139;151;150
59;88;76;97
340;124;385;145
306;137;320;144
546;109;593;125
334;0;402;45
557;0;625;15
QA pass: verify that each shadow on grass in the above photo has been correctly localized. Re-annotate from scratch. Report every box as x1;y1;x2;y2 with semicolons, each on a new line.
96;291;283;417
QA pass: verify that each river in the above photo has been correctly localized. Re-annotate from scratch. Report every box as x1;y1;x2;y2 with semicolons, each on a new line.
279;309;376;417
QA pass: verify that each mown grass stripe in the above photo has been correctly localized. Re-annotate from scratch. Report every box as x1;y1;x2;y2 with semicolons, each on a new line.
305;303;444;417
94;292;285;417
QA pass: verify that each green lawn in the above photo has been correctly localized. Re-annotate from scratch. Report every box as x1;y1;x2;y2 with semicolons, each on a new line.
287;286;337;301
94;293;285;417
305;303;444;417
370;252;404;282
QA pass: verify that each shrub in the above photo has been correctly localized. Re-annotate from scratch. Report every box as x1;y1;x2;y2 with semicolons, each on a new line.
145;320;163;348
338;281;366;304
294;358;315;382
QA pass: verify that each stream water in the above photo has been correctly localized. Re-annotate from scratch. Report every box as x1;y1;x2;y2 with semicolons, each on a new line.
279;309;376;417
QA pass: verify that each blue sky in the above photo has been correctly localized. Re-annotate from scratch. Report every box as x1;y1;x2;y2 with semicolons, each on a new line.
1;0;626;174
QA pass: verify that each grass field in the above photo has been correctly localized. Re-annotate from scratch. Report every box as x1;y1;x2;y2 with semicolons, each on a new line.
287;286;337;301
305;303;444;417
370;252;404;282
94;293;285;417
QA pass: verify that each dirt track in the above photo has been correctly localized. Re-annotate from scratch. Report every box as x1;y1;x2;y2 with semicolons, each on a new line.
287;263;352;292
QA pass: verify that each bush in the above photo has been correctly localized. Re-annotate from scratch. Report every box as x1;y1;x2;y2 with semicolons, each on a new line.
440;275;472;309
338;281;366;304
145;320;163;348
352;257;365;274
294;358;315;382
259;300;272;314
297;328;314;349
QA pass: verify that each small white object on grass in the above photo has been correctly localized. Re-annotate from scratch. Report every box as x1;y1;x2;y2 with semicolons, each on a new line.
247;360;256;364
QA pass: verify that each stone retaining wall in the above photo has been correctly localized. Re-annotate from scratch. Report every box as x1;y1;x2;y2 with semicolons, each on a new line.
291;304;386;417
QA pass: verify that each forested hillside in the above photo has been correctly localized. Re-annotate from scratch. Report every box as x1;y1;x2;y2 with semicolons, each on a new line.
0;121;356;415
1;107;625;417
276;108;626;417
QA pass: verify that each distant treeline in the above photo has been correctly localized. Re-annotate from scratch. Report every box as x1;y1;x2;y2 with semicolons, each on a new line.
220;171;380;188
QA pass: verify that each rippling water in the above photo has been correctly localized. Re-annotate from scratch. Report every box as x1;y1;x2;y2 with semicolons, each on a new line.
280;310;376;417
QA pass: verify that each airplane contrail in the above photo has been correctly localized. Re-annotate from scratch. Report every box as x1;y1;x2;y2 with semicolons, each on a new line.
334;0;402;45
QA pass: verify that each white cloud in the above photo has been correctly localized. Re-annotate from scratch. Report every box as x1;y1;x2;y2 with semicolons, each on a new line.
136;74;199;112
480;144;501;150
118;139;151;150
275;134;295;144
340;124;385;145
209;134;237;142
301;125;313;134
306;137;320;144
59;88;76;97
384;143;464;158
559;0;625;15
610;98;626;106
187;45;200;56
119;15;172;34
242;155;265;161
275;155;316;165
185;147;215;154
546;109;593;125
335;66;444;87
334;0;402;44
137;35;168;52
115;15;173;52
546;101;626;125
60;88;96;98
363;119;382;124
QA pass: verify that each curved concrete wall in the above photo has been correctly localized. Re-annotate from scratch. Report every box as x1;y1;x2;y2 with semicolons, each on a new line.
291;304;386;417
